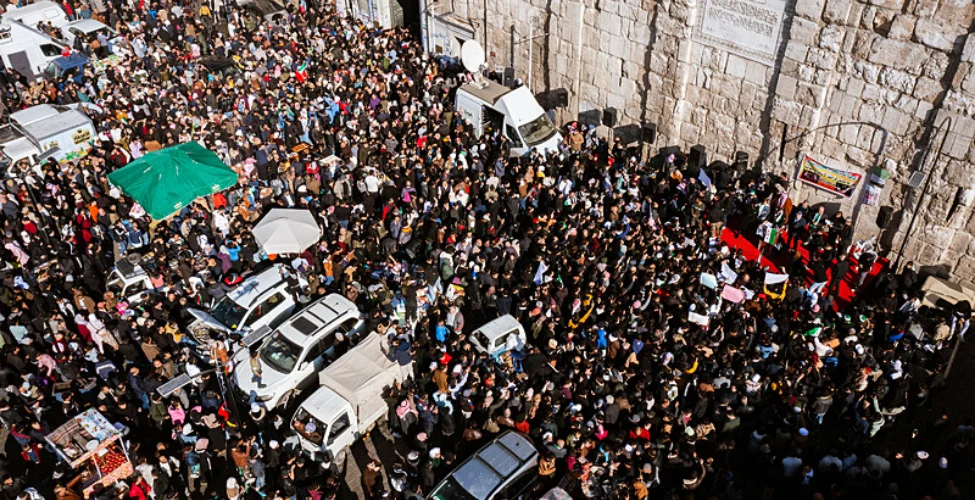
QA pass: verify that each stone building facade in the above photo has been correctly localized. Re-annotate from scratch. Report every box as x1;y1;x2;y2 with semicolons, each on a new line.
425;0;975;284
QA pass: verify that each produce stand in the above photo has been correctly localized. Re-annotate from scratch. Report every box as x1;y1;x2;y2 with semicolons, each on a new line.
45;409;133;498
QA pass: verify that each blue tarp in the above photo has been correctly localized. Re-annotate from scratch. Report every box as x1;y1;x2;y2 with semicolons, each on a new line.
52;53;90;71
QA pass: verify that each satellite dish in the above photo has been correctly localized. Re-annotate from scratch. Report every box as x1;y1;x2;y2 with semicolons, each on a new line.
461;41;486;74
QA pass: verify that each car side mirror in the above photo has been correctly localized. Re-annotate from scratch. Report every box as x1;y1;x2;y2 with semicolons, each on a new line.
298;362;309;371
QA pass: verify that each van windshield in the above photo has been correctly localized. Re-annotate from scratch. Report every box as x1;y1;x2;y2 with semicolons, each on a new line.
211;295;246;330
518;114;557;146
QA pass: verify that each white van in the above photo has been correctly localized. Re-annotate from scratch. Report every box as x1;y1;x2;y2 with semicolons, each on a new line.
291;333;412;464
3;1;69;29
470;314;527;361
455;79;562;157
186;264;306;358
0;20;65;79
0;104;94;168
232;294;364;408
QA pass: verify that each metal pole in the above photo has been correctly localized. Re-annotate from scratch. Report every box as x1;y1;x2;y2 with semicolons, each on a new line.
20;157;64;251
418;0;427;52
893;116;953;270
430;4;436;54
528;16;533;91
19;169;50;246
946;333;963;379
216;357;243;428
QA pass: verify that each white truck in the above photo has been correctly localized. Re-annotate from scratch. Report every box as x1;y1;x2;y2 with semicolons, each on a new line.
2;1;70;29
291;332;412;464
0;104;96;165
0;19;66;80
454;79;562;157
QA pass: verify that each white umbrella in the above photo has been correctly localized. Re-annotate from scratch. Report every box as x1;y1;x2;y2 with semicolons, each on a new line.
252;208;322;254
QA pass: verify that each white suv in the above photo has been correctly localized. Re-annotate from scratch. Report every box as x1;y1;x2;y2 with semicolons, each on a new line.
232;294;364;408
186;264;306;358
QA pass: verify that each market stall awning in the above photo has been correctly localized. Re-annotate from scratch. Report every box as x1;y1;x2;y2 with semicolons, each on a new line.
107;141;238;220
45;409;121;467
252;208;322;254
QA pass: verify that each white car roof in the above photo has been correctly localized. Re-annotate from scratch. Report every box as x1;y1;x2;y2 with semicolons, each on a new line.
276;294;358;346
471;315;524;350
5;1;64;18
64;18;108;33
1;135;38;163
226;265;289;308
10;104;62;126
297;386;347;423
18;109;90;141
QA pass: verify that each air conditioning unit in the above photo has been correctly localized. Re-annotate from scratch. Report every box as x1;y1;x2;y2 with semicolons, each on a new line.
907;171;926;189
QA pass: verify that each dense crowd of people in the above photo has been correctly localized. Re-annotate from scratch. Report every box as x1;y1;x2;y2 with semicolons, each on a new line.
0;0;968;499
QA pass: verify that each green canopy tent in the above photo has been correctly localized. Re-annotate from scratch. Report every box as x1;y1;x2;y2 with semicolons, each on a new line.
107;142;238;220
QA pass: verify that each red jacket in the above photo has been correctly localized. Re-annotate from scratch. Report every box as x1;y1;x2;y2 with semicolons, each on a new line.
129;480;151;500
628;427;651;441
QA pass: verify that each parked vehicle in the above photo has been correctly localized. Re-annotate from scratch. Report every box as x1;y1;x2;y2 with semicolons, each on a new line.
231;294;364;408
0;19;66;79
454;79;561;157
61;19;117;58
106;256;159;306
427;431;539;500
469;314;527;360
3;104;97;161
2;1;69;29
291;332;412;463
186;264;305;358
0;104;96;166
198;56;241;79
43;52;88;83
236;0;288;26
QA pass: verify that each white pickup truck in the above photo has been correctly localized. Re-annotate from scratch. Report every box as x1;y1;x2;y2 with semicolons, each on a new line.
291;333;412;464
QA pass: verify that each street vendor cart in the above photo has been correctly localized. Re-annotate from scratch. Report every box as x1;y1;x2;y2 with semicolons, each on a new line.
45;409;133;498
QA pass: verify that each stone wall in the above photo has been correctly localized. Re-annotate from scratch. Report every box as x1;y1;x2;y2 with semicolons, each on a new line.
428;0;975;285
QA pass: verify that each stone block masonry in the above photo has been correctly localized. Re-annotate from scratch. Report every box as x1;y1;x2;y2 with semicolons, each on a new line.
430;0;975;287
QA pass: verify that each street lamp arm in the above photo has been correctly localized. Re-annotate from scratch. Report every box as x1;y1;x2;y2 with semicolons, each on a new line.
750;121;889;168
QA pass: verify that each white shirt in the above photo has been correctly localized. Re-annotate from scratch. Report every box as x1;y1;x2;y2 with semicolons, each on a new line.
364;175;381;194
818;455;842;472
865;454;890;476
781;456;803;477
558;178;573;196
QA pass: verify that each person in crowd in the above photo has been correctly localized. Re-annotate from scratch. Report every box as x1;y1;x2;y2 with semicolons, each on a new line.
0;1;963;499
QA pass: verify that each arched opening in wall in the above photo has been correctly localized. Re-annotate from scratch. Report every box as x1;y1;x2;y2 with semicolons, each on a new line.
398;0;421;38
